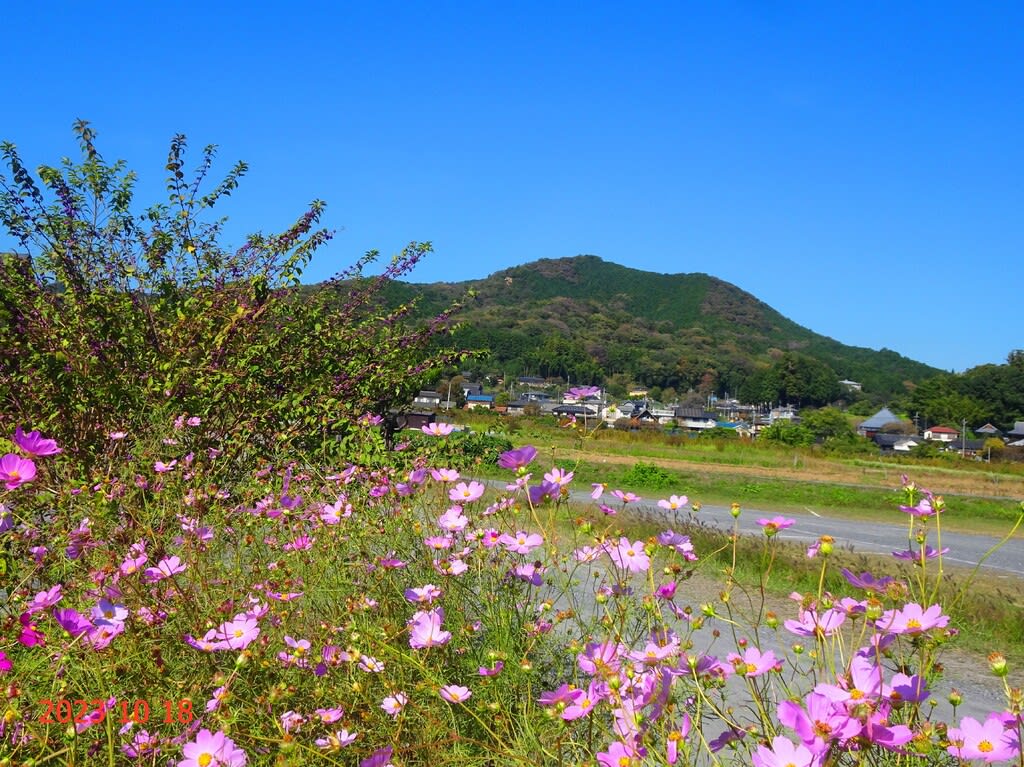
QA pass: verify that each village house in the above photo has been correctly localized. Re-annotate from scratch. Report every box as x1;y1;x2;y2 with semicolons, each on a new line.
923;425;959;443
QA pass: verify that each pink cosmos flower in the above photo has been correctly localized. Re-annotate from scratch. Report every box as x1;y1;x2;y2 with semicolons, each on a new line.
186;416;202;426
315;707;344;724
214;617;260;650
143;556;186;582
567;385;600;400
439;684;472;703
478;660;504;676
404;584;442;604
815;655;884;706
438;506;469;531
408;608;452;649
0;453;36;489
500;531;543;555
13;427;61;456
449;481;485;503
561;681;603;720
590;482;606;500
875;603;949;635
381;692;408;717
784;608;847;638
752;736;820;767
892;545;948;561
424;534;453;550
280;710;305;732
153;460;177;473
358;655;385;673
0;650;12;675
317;729;357;750
28;584;63;614
757;515;796;536
947;714;1020;762
178;728;247;767
430;468;460;482
596;741;640;767
778;692;860;755
608;537;650;573
727;647;780;677
611;489;640;503
578;641;626;676
543;467;574;486
422;422;455;436
658;494;689;511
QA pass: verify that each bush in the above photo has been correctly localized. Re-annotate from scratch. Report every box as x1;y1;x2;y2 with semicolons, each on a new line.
0;122;463;470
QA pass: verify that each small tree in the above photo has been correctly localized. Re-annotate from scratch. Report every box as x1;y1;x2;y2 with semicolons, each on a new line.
0;122;463;467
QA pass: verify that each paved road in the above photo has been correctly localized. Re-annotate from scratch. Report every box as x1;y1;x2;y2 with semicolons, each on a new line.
617;496;1024;580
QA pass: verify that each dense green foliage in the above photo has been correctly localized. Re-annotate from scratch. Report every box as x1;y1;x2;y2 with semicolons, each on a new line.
900;350;1024;431
379;255;940;403
0;123;462;468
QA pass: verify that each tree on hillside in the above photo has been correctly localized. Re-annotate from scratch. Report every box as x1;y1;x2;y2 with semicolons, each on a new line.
739;353;840;407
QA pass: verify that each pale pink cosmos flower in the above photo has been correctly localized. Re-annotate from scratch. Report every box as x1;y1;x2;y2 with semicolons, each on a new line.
439;685;472;703
590;483;606;500
608;537;650;573
449;480;485;503
28;584;63;614
316;729;357;750
186;416;202;427
544;467;574;486
784;608;847;638
500;531;543;555
381;692;408;717
422;422;455;436
658;494;689;511
438;507;469;531
946;714;1020;762
178;728;247;767
153;460;177;473
424;534;453;550
611;489;640;503
143;556;185;582
430;468;460;483
358;655;385;673
408;608;452;649
777;691;860;756
404;584;442;603
727;647;780;677
280;710;305;732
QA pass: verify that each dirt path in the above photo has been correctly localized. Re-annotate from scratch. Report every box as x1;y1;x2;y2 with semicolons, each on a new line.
562;447;1024;500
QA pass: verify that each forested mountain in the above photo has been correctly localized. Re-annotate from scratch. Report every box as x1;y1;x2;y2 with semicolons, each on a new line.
374;255;941;404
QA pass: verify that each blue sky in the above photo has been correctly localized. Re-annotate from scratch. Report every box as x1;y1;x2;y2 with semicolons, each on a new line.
3;3;1021;372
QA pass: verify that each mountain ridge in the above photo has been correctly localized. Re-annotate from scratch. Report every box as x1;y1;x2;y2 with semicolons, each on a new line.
377;255;940;402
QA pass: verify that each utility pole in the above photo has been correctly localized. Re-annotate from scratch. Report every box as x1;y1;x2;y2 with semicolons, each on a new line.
961;417;966;458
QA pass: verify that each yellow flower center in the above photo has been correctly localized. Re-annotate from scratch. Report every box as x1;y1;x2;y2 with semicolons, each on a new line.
198;754;213;767
850;689;864;700
907;618;922;630
979;740;994;753
234;629;244;638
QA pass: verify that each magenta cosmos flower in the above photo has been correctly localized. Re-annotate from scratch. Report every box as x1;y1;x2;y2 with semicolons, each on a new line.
0;453;36;490
178;728;247;767
757;515;795;535
608;537;650;573
497;445;538;470
13;427;61;456
421;422;455;436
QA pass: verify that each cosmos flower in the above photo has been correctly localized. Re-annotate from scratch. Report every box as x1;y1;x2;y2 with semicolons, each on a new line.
0;453;36;489
439;685;472;703
13;427;61;456
449;481;485;503
408;608;452;649
608;537;650;573
757;516;796;536
658;495;689;511
946;714;1020;762
497;445;538;470
381;692;408;717
422;422;455;436
177;728;247;767
875;603;949;635
500;531;543;555
751;736;820;767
